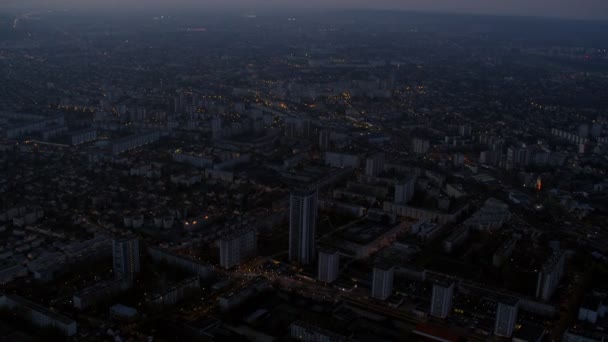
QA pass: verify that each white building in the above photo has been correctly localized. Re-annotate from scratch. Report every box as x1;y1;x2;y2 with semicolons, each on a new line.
371;264;394;300
445;184;467;199
284;117;312;139
147;247;213;278
219;229;257;269
412;138;430;155
2;114;65;139
173;152;213;169
73;278;132;310
383;201;469;225
578;302;605;324
111;131;160;154
464;198;510;231
218;278;269;312
430;280;454;319
0;294;77;336
453;153;464;167
365;153;385;177
289;189;318;265
536;250;566;302
113;237;140;278
318;249;340;283
394;177;416;204
319;130;330;150
495;300;519;338
110;304;138;320
324;152;360;168
41;125;68;141
458;124;472;137
148;277;200;307
563;329;608;342
443;225;470;253
27;252;66;282
290;321;348;342
70;128;97;145
410;220;443;242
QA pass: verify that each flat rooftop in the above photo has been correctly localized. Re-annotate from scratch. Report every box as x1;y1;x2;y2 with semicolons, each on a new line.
337;221;395;245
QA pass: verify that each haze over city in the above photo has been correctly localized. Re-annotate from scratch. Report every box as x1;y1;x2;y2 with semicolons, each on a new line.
1;0;608;19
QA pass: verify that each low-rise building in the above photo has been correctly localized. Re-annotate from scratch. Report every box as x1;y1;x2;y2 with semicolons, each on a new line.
73;278;133;310
70;128;97;145
148;277;200;307
0;294;77;336
290;321;350;342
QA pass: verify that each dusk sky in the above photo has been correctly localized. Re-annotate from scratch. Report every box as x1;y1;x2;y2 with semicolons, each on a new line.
2;0;608;20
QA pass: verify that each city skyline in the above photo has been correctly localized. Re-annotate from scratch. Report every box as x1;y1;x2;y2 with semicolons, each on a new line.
0;4;606;342
1;0;608;20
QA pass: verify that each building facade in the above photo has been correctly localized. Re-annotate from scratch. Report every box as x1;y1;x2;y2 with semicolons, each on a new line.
219;229;257;269
536;250;566;302
371;264;394;300
318;249;340;283
365;153;385;177
430;281;454;319
394;177;416;204
495;300;519;338
113;237;140;278
289;189;318;265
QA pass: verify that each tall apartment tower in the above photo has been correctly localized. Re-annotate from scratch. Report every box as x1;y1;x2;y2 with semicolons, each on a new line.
318;249;340;283
319;130;330;150
211;116;222;140
536;250;566;302
430;280;455;319
412;138;430;155
289;189;318;265
371;264;395;300
285;118;298;139
219;229;257;269
395;176;416;204
365;153;385;177
458;124;472;137
113;237;140;279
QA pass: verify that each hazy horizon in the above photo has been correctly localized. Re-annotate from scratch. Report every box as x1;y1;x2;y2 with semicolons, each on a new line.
1;0;608;21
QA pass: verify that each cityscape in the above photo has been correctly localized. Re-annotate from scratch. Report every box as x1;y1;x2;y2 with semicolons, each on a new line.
0;2;608;341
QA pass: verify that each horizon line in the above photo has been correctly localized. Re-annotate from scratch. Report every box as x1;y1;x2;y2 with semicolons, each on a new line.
1;4;607;22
